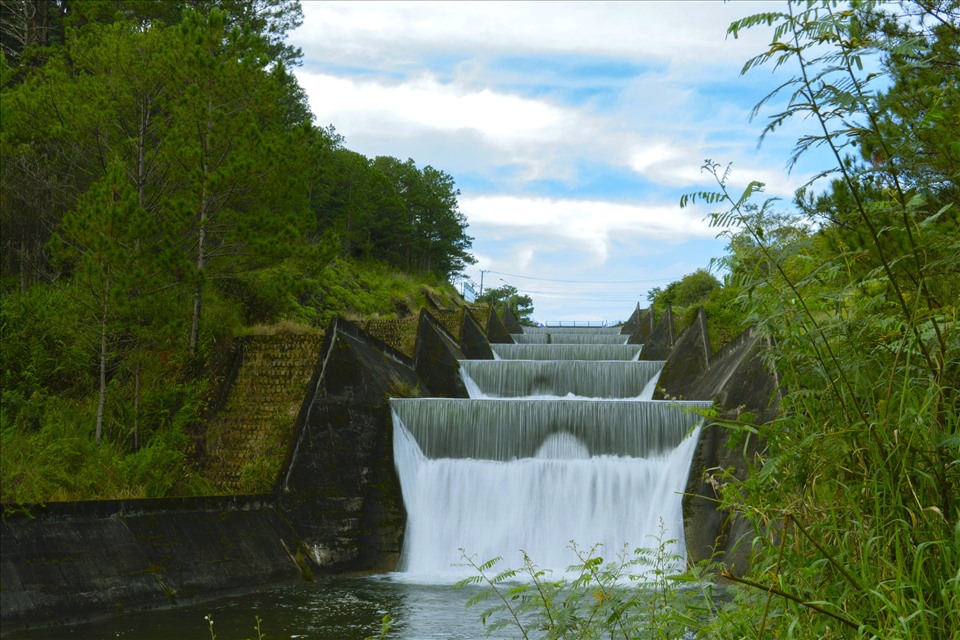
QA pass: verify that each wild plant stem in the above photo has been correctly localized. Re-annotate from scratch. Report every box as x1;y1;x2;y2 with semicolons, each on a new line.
758;514;790;638
785;2;938;376
721;570;862;631
787;512;867;595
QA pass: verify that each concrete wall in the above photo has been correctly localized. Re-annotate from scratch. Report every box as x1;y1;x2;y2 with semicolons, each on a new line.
277;318;421;573
647;308;780;575
0;497;304;630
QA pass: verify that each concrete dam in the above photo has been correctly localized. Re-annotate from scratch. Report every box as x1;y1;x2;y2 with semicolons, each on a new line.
1;303;780;631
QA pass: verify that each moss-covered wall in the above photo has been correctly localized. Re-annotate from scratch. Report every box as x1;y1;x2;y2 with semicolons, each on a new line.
200;334;324;493
432;309;464;342
358;317;420;359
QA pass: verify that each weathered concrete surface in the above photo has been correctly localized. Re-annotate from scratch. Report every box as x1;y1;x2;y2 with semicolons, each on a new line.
414;310;469;399
460;309;496;360
502;307;524;333
620;304;642;335
626;307;655;344
636;306;675;357
485;306;515;344
279;318;423;574
653;307;711;400
680;327;780;576
0;497;303;631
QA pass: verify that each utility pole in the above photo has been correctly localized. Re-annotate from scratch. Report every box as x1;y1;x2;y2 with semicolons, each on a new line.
478;269;489;298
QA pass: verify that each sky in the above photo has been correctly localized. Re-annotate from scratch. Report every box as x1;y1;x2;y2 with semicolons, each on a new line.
288;1;828;324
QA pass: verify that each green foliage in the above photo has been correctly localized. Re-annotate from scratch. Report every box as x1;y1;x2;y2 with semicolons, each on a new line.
457;522;724;639
0;390;211;503
647;269;744;351
236;457;282;495
673;2;960;637
476;284;536;326
0;2;473;503
205;613;270;640
647;269;721;316
303;146;476;280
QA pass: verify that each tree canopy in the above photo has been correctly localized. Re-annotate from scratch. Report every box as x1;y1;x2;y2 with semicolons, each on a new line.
476;284;536;326
1;0;474;501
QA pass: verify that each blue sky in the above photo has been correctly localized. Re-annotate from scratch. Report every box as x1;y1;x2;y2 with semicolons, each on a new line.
289;1;829;323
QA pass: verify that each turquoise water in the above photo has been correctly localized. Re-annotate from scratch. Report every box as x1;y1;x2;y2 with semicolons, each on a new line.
4;575;511;640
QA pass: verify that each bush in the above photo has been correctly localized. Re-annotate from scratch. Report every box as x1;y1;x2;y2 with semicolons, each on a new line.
457;523;722;639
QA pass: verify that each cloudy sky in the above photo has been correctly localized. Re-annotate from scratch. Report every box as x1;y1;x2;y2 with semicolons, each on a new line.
288;1;825;323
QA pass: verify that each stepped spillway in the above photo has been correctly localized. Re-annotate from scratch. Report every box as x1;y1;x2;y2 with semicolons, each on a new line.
460;359;664;398
391;318;708;577
511;333;629;344
391;398;709;460
492;343;642;361
521;326;624;334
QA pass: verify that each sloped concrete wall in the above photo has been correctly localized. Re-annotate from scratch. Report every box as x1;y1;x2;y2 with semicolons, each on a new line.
278;318;422;573
650;312;780;576
0;497;303;631
485;306;515;344
636;306;675;357
414;310;469;399
460;308;496;359
620;304;642;335
502;307;524;333
679;328;779;574
653;307;711;400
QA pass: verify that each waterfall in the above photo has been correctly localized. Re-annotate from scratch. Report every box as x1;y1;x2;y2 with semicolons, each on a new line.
492;343;643;361
510;333;550;344
391;322;708;578
522;326;624;334
391;399;709;460
393;422;701;576
511;333;629;344
460;360;664;398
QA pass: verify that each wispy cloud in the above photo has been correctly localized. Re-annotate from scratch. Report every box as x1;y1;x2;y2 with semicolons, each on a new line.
289;1;814;320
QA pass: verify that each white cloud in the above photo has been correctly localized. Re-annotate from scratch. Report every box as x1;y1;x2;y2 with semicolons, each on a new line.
462;195;727;264
288;1;822;319
299;72;570;141
293;2;783;72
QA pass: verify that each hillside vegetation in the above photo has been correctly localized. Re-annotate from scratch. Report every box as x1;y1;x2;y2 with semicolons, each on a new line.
658;2;958;638
0;0;472;504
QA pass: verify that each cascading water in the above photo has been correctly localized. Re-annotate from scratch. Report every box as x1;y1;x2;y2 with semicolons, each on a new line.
491;343;643;361
391;323;709;579
460;360;664;398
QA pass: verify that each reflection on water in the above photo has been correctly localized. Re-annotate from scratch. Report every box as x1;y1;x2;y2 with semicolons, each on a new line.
3;575;515;640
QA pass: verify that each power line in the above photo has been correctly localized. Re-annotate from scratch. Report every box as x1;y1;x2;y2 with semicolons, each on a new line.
485;270;670;284
514;288;643;298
